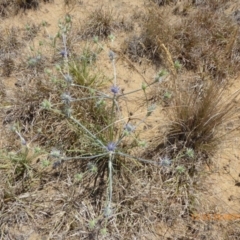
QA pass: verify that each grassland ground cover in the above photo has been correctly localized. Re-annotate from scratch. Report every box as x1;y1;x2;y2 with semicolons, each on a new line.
0;0;240;239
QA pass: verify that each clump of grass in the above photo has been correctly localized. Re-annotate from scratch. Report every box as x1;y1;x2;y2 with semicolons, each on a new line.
0;0;13;18
3;80;50;125
15;0;39;10
152;78;240;165
1;125;30;177
142;71;240;226
0;0;50;18
80;7;132;39
124;7;175;65
0;26;22;53
125;4;240;81
81;7;115;39
68;43;104;87
69;59;103;87
0;125;47;205
175;8;240;80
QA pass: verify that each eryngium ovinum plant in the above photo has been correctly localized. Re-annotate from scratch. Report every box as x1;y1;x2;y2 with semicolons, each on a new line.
41;15;164;223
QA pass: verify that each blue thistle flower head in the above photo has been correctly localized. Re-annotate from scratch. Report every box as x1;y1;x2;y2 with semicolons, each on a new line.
60;50;68;57
106;142;116;152
111;85;119;95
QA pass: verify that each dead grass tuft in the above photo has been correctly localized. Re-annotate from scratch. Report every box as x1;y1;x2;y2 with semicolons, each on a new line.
175;8;240;80
15;0;39;11
0;0;51;18
0;27;22;53
150;77;240;166
0;0;14;18
80;7;133;39
125;4;240;81
124;8;175;65
81;7;115;39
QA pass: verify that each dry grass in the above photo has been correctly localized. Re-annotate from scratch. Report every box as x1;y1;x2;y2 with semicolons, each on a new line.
1;57;15;77
147;73;240;163
150;0;177;7
1;0;240;239
0;0;51;18
0;26;22;53
175;7;240;80
125;2;240;80
124;7;175;65
15;0;40;10
0;0;13;18
80;6;133;40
